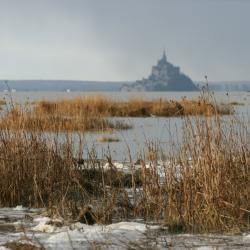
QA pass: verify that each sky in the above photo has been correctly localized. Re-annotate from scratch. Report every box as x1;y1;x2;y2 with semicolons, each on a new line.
0;0;249;82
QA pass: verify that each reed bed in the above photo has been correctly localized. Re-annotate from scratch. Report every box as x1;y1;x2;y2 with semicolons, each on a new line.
0;95;231;132
0;107;131;132
0;95;249;234
163;115;250;233
34;95;232;117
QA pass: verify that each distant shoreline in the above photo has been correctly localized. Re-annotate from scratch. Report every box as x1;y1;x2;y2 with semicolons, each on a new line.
0;79;250;92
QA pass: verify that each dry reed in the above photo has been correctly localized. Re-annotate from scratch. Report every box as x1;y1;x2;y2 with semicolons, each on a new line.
0;95;232;132
34;95;232;117
0;95;248;234
0;107;131;132
163;115;250;233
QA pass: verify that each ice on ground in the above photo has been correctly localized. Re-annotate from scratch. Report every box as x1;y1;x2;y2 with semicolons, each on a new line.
46;222;148;249
196;247;215;250
32;222;56;233
46;228;105;248
0;247;10;250
1;207;250;249
32;217;66;233
33;217;51;224
31;218;156;248
13;205;26;211
244;233;250;242
106;221;146;231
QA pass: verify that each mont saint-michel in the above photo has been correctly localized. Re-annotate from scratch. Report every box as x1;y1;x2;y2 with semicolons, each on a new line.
121;52;198;91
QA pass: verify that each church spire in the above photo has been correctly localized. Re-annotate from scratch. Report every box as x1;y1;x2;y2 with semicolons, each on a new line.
162;50;167;61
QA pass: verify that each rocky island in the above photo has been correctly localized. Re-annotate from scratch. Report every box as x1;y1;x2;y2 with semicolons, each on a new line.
121;51;198;91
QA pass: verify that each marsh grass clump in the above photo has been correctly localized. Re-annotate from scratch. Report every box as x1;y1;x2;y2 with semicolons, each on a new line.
0;95;232;132
0;106;131;132
163;115;250;233
229;101;245;106
34;95;232;118
0;129;137;221
97;136;120;143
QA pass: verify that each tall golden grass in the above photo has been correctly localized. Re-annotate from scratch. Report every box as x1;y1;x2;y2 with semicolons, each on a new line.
34;95;232;117
0;95;248;233
164;115;250;233
0;95;232;132
0;106;131;132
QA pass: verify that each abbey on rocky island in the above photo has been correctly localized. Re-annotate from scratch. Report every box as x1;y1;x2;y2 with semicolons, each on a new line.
121;51;198;91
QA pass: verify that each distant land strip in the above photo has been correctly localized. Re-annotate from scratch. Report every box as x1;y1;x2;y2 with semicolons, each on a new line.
0;80;250;92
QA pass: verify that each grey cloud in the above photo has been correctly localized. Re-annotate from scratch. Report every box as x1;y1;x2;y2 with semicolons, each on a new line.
0;0;249;81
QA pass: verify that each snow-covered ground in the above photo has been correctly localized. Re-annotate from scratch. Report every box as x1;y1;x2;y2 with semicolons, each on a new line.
0;207;249;249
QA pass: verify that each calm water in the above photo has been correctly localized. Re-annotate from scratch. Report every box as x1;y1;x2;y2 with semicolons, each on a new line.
1;91;250;160
1;90;250;104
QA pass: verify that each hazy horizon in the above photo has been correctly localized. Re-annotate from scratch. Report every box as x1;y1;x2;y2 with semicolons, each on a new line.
0;0;249;82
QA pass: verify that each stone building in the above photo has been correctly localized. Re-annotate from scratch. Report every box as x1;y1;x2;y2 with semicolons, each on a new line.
121;51;198;91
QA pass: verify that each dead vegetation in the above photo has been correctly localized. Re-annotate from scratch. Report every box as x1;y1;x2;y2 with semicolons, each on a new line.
0;95;232;132
0;107;131;132
0;94;249;234
164;115;250;233
0;115;249;233
97;136;120;143
34;95;232;117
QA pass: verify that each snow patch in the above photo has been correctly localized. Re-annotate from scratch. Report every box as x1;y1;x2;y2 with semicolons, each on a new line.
244;233;250;241
196;247;215;250
32;217;56;233
106;221;146;231
33;217;51;223
13;206;26;211
0;247;10;250
46;222;147;249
